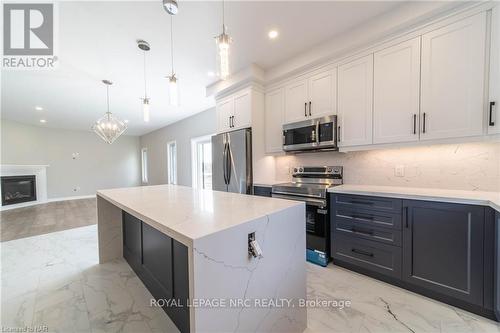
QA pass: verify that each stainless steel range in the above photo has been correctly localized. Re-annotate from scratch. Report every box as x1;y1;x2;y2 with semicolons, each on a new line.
272;166;343;266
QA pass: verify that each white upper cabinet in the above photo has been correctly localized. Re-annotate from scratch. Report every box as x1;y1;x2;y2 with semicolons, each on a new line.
216;97;234;133
489;5;500;134
284;69;336;124
420;12;487;140
373;37;421;144
264;88;285;153
232;90;252;131
338;54;374;147
215;88;255;133
284;79;308;123
308;69;337;118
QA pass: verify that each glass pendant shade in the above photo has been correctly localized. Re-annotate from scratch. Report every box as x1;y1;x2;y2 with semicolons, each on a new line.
92;112;127;144
143;98;150;122
216;31;231;80
169;75;178;106
92;80;127;144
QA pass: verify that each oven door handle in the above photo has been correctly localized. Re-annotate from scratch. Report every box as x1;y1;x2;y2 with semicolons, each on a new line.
271;193;326;207
271;190;323;199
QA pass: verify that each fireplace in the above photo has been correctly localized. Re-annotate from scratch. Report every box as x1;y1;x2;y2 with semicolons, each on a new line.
1;175;37;206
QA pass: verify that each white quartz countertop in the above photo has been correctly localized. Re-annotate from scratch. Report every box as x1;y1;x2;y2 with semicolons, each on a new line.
97;184;303;245
328;185;500;211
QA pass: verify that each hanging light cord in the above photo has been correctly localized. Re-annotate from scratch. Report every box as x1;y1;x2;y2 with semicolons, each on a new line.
143;50;148;99
222;0;225;33
170;16;174;75
106;84;111;119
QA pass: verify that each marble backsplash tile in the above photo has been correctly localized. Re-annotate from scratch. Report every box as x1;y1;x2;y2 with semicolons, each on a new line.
274;141;500;192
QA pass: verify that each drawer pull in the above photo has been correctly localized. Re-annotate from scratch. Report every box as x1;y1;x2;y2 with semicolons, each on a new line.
351;214;374;221
351;248;374;257
350;227;374;236
349;200;374;206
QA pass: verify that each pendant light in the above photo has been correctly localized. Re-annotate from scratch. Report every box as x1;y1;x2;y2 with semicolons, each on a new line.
92;80;127;144
215;0;231;80
166;16;179;106
138;40;151;122
162;0;178;15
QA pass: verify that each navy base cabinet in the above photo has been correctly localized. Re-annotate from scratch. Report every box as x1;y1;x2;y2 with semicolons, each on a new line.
122;211;190;333
331;194;498;321
403;201;484;306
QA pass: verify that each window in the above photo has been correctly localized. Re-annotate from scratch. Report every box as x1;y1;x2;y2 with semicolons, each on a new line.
167;141;177;185
191;135;213;190
141;148;148;184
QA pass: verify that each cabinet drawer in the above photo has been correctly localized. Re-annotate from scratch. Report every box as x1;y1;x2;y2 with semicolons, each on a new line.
333;194;402;213
254;186;272;197
333;220;402;246
332;234;402;279
334;206;402;230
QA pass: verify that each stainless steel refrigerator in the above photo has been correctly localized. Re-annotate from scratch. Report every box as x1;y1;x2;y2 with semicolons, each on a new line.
211;128;252;194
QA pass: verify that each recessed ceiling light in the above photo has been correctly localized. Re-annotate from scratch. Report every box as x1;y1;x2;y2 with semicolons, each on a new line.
39;119;47;123
35;106;43;111
124;119;129;123
268;30;279;40
207;71;216;77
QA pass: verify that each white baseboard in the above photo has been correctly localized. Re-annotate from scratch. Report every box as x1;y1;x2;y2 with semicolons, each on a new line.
1;194;96;211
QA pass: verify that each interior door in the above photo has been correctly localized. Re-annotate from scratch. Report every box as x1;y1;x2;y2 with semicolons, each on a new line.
403;200;484;306
211;133;227;192
337;54;374;147
489;6;500;135
226;129;251;194
420;12;486;140
308;69;336;118
285;79;308;123
373;37;421;144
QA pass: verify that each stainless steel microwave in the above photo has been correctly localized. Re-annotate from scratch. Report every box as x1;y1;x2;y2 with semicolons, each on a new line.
282;115;338;152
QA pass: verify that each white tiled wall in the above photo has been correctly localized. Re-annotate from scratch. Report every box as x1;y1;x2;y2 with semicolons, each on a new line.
274;141;500;191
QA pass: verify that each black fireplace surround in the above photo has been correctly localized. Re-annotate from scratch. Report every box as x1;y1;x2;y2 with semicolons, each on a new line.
1;175;37;206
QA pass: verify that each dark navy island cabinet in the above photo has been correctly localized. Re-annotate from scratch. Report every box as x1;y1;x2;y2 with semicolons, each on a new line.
331;193;499;321
122;211;190;333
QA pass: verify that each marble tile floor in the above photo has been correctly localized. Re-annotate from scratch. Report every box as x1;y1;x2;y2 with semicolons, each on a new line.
1;224;499;333
0;198;96;242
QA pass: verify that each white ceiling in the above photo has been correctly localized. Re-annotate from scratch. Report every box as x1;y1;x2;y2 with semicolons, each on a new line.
1;1;408;136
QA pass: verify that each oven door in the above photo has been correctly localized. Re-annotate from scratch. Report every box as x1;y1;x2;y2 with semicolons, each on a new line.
271;193;329;254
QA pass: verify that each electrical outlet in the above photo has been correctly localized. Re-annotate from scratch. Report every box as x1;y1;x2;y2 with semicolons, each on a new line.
395;165;405;177
73;186;81;192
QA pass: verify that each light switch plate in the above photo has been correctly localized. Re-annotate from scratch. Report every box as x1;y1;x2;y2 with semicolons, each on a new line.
395;165;405;177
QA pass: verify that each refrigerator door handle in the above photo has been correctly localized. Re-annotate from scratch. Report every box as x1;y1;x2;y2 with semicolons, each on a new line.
226;142;232;185
222;142;228;185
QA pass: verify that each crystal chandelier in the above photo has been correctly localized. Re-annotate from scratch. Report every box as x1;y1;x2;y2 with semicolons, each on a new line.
215;0;231;80
92;80;127;144
138;40;151;122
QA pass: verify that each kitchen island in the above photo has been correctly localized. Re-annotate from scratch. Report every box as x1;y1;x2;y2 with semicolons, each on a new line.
97;184;307;333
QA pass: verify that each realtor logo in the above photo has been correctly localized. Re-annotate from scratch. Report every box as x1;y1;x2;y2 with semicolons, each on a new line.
3;3;57;69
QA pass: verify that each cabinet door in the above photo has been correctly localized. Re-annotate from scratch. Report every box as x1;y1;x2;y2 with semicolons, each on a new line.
233;90;251;130
308;69;337;118
265;88;284;153
374;38;421;144
285;79;308;123
338;54;374;147
489;6;500;134
403;200;484;306
420;13;487;140
122;212;142;271
216;97;233;133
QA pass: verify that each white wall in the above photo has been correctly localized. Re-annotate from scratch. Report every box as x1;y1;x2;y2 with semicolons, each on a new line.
274;141;500;192
1;120;141;198
139;108;216;186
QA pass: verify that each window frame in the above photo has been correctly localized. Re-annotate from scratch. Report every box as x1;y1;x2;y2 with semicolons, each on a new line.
141;148;148;184
167;141;177;185
190;135;213;189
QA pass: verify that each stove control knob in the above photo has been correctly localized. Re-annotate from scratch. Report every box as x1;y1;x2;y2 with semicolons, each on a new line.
293;168;298;173
326;167;333;173
299;167;304;173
